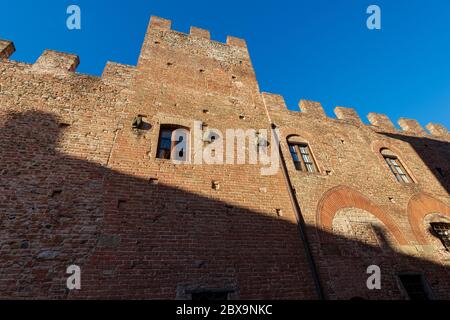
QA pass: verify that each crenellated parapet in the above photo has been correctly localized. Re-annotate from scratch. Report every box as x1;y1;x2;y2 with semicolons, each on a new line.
147;16;247;49
0;16;250;95
190;26;211;40
0;15;447;140
261;92;449;140
299;100;326;118
367;113;396;130
31;50;80;74
262;92;287;113
136;16;256;98
101;62;137;87
426;123;448;138
0;40;138;86
334;106;363;125
397;118;426;135
149;16;172;30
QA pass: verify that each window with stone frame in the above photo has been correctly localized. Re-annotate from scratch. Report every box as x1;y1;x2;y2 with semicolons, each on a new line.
287;137;317;173
381;149;413;183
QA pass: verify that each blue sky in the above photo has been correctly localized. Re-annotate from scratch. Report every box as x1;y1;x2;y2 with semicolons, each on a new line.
2;0;449;129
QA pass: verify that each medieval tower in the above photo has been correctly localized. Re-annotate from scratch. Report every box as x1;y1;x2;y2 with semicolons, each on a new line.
0;16;449;299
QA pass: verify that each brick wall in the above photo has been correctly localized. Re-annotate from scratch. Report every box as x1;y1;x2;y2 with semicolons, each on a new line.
264;93;450;299
0;16;449;299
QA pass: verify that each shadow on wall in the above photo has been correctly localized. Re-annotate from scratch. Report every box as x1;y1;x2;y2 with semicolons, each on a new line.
0;111;449;300
380;133;450;194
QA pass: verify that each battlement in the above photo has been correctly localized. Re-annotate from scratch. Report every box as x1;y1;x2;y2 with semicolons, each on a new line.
367;113;396;130
148;16;247;49
299;100;327;118
334;106;363;125
31;50;80;74
262;93;287;112
426;123;448;137
262;92;449;139
190;26;211;40
398;118;427;135
0;15;248;84
0;38;139;86
0;15;447;140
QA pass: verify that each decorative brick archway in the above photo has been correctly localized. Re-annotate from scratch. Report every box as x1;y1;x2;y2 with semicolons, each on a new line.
317;186;408;245
407;193;450;244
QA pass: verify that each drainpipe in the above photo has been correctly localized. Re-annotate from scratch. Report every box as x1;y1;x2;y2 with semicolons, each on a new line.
272;124;325;300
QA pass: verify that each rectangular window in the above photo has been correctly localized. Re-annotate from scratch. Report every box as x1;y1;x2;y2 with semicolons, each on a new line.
289;145;302;171
288;143;316;173
398;274;430;300
157;126;189;161
157;129;173;159
384;156;411;183
299;146;315;173
430;222;450;251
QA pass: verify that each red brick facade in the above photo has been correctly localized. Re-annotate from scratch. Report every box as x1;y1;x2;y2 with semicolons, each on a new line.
0;16;449;299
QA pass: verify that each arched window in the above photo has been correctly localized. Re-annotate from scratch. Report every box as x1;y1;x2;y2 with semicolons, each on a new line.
381;148;412;183
157;125;189;162
430;222;450;251
287;136;317;173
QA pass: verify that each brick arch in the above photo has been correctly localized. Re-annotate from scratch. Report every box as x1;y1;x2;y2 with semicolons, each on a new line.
281;128;315;144
407;193;450;244
317;186;408;245
371;140;405;156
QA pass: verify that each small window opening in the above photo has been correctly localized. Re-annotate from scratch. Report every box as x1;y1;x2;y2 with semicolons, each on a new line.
157;125;189;162
398;274;430;300
191;290;231;301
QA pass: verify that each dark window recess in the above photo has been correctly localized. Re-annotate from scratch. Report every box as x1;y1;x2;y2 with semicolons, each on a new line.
398;274;430;300
289;144;302;171
117;200;127;210
191;291;230;301
288;143;316;173
51;190;62;198
157;129;173;159
431;222;450;251
157;126;189;161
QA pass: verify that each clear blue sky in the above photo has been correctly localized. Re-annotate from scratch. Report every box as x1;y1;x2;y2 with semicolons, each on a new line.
2;0;449;129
